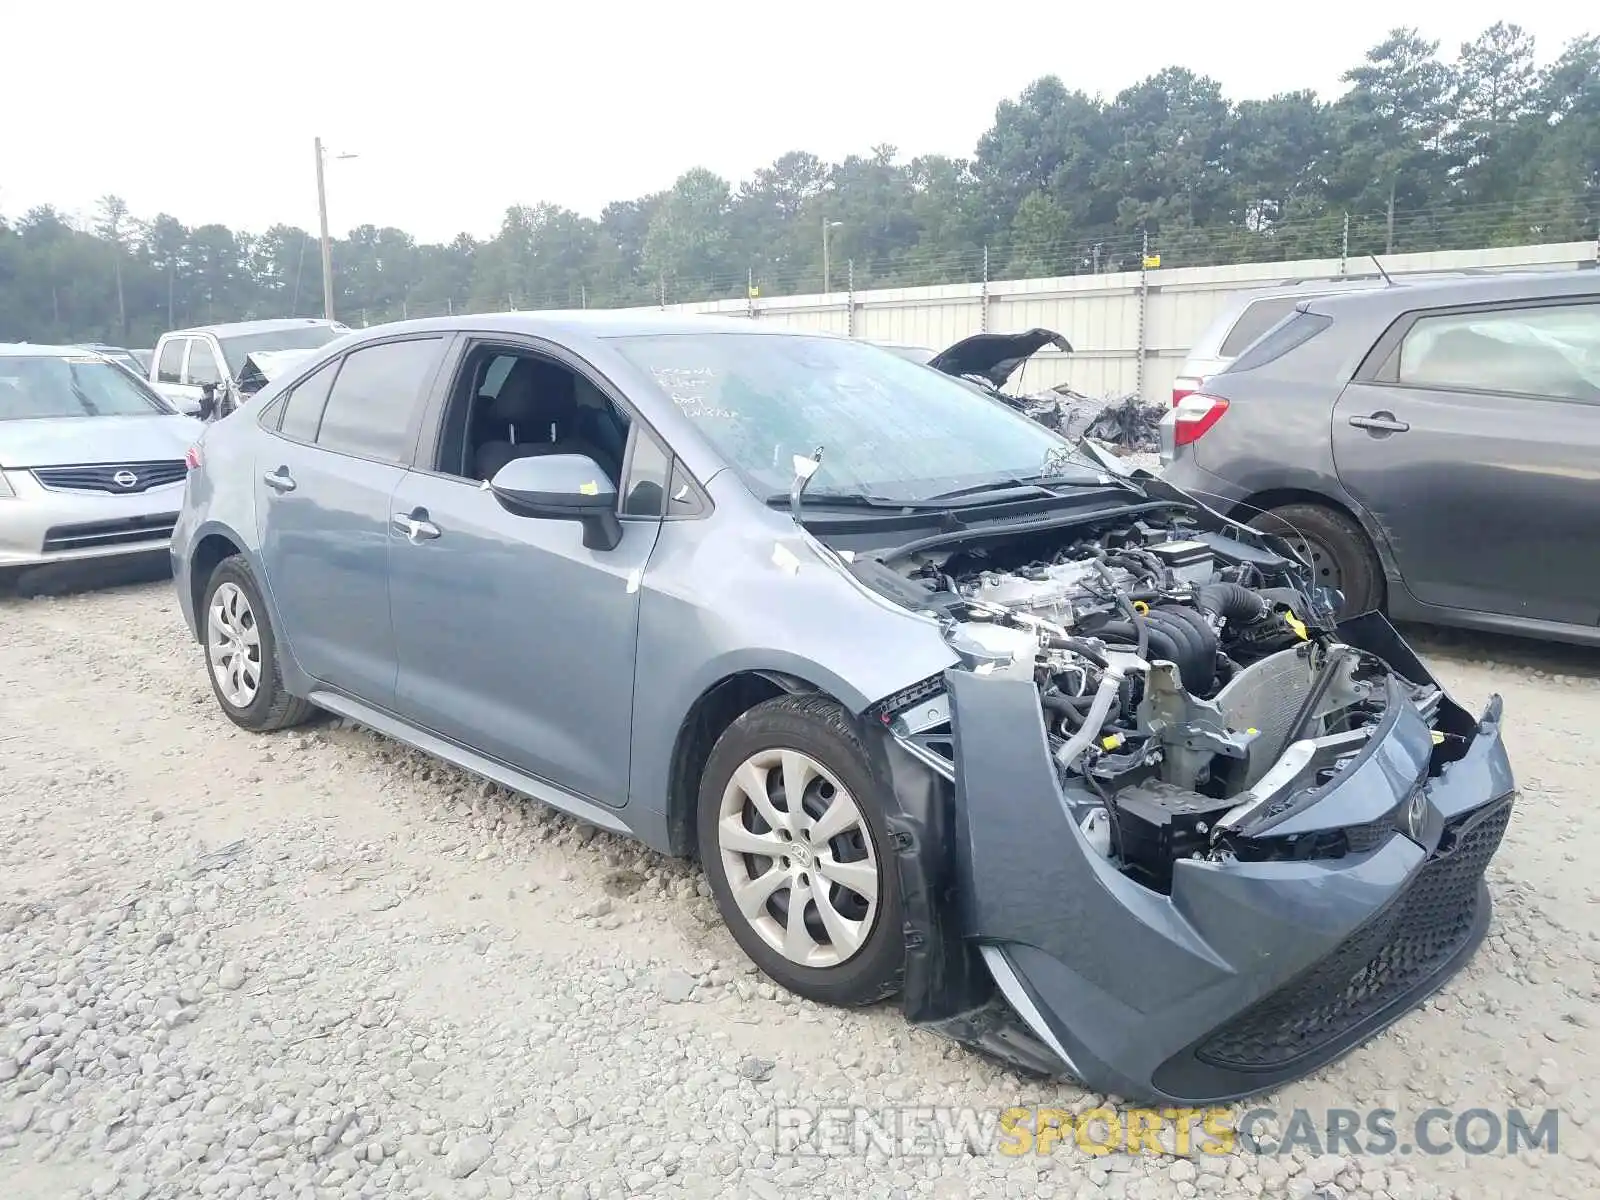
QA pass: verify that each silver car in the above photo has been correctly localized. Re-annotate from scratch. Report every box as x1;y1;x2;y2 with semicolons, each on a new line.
0;344;201;586
171;312;1515;1104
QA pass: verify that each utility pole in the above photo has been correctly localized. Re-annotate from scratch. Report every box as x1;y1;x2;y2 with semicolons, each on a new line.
315;138;335;320
822;220;842;295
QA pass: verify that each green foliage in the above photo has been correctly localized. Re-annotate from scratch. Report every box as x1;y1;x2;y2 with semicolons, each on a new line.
2;25;1597;344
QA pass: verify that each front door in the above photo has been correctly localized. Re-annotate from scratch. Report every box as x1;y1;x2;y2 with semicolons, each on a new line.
1332;297;1600;626
386;469;660;806
154;338;203;414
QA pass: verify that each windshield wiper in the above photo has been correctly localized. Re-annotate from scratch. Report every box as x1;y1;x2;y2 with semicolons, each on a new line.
69;380;102;416
918;472;1117;502
765;491;925;510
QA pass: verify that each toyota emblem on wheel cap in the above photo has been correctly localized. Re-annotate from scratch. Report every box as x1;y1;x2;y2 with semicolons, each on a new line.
113;470;138;488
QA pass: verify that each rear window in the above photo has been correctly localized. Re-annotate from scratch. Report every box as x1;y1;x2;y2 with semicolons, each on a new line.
1219;296;1313;357
1225;311;1333;374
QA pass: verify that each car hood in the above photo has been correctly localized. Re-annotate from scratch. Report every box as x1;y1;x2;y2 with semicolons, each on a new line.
0;413;203;468
926;328;1073;389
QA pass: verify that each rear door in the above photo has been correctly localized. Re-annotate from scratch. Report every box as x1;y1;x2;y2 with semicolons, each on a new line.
254;335;449;706
1331;296;1600;625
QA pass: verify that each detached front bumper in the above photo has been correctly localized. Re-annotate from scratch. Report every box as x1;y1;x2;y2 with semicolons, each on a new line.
889;614;1515;1105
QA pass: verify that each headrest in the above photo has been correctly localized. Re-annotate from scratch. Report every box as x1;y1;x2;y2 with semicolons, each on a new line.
488;359;577;426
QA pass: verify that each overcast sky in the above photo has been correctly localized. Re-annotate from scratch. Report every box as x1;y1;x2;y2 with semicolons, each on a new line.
2;2;1592;244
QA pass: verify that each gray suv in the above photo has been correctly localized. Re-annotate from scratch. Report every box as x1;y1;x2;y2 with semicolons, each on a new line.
171;313;1516;1102
1160;270;1600;646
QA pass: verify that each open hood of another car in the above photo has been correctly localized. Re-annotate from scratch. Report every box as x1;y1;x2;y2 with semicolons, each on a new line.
236;348;318;394
926;328;1073;389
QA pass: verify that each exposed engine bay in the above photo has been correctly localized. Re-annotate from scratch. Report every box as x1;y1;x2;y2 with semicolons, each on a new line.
847;512;1453;895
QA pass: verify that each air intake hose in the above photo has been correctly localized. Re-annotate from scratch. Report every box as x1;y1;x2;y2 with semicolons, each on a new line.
1196;582;1269;625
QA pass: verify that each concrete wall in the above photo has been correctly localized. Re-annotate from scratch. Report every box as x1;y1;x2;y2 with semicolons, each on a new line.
617;241;1599;403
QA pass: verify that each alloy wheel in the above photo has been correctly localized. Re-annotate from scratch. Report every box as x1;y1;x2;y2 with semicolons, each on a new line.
717;747;881;969
207;581;262;708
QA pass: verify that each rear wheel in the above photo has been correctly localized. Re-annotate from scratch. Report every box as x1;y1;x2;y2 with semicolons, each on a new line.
1247;503;1384;617
696;695;903;1007
202;556;315;732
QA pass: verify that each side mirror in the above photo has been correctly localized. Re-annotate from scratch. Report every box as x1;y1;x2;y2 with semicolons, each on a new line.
488;454;622;551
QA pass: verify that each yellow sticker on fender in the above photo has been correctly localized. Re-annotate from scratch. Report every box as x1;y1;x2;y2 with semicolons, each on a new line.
579;481;599;495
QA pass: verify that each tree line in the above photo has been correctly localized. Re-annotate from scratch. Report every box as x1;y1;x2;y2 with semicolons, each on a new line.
2;24;1596;348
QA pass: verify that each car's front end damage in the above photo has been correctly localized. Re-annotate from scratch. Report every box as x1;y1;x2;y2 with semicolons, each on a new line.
834;482;1515;1104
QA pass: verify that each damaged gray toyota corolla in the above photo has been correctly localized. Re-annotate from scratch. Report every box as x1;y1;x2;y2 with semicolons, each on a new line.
171;314;1514;1106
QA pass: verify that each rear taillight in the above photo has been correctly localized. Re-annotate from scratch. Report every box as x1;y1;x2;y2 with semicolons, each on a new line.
1171;376;1202;407
1171;393;1229;447
185;445;202;469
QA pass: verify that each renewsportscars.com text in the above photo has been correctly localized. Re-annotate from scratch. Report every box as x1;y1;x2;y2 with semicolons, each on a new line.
772;1105;1560;1158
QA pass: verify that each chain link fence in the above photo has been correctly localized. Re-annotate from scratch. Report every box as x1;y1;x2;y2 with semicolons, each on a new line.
344;193;1600;329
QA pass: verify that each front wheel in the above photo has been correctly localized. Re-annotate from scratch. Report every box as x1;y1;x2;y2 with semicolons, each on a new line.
696;695;904;1007
201;556;315;732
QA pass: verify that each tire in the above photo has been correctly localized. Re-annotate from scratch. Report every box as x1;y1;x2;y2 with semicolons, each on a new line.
696;694;904;1007
1247;503;1384;617
200;556;316;733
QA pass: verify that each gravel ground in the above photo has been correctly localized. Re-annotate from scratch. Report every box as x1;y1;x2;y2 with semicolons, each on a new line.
1;579;1597;1200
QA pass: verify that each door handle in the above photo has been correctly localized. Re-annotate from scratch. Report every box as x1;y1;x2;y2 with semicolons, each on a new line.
1348;413;1410;434
392;511;442;542
262;468;296;493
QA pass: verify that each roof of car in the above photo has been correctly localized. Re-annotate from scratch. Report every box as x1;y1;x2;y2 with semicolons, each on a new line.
1303;267;1599;317
335;309;833;341
164;318;348;338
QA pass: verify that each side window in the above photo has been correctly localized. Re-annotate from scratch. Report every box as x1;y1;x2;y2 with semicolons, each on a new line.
278;360;341;441
571;374;630;486
1220;297;1310;357
185;339;222;386
1227;312;1332;373
666;460;707;517
257;394;287;430
480;354;515;398
157;339;185;384
316;337;445;462
1396;302;1600;402
621;429;671;517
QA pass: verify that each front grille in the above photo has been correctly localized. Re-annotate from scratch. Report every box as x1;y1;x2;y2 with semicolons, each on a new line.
42;514;179;553
1192;796;1512;1073
32;460;187;494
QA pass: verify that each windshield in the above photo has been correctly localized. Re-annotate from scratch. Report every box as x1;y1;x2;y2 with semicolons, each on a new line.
0;355;172;421
216;327;345;377
877;344;937;364
608;333;1096;502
